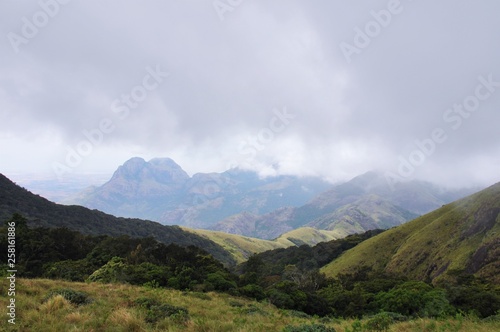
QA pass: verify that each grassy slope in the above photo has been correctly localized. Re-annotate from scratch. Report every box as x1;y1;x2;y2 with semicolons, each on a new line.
2;279;498;332
184;227;341;264
321;183;500;284
182;228;293;263
274;227;341;246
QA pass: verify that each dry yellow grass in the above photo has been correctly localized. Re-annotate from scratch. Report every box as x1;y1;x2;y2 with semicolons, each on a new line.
0;278;498;332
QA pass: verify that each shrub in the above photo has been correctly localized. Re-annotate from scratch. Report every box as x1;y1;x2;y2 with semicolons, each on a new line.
239;284;266;300
133;297;189;324
282;323;336;332
86;256;128;283
44;288;92;306
146;304;189;324
363;312;393;331
133;297;160;308
206;271;237;291
374;281;434;316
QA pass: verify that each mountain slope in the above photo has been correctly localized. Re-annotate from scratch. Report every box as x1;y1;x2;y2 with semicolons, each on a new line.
274;227;341;246
0;173;235;266
213;171;473;239
321;182;500;284
71;157;332;228
181;228;293;264
68;157;190;221
183;226;341;264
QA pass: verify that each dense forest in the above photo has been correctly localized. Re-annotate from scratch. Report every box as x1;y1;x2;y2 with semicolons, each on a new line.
2;213;499;321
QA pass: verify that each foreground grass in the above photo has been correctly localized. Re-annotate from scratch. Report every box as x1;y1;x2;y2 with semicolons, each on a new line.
0;279;499;332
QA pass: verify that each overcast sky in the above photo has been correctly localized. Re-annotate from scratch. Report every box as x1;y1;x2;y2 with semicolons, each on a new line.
1;0;499;188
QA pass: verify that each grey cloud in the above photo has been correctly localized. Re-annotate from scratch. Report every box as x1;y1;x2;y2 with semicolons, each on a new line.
0;0;499;187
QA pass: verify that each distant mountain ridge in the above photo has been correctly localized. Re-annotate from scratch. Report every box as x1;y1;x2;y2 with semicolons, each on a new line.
70;159;478;240
69;157;333;228
212;171;478;239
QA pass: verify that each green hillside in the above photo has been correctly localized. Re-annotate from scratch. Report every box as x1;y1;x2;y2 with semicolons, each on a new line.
0;173;235;266
182;227;344;263
182;228;292;263
321;182;500;284
274;227;341;246
183;227;340;264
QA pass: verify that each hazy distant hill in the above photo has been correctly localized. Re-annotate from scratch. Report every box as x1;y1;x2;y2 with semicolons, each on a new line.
321;182;500;284
70;157;332;228
212;171;477;239
0;173;235;266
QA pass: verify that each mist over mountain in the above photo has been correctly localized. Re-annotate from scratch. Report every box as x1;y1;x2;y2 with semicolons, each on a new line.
212;171;479;239
70;157;332;229
69;158;479;240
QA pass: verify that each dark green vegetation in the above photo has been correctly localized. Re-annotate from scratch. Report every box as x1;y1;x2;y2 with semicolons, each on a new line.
2;212;499;321
0;173;235;265
237;229;384;276
1;171;499;328
1;213;235;293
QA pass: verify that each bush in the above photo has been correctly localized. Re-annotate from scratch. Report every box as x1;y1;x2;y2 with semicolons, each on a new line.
206;271;237;291
239;284;266;300
133;297;160;308
374;281;434;317
43;259;95;281
44;288;92;306
363;312;393;331
133;297;189;324
86;257;128;283
146;304;189;324
282;324;336;332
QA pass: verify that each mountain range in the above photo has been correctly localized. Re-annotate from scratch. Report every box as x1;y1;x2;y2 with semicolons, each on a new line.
2;168;499;286
68;157;332;229
0;173;330;265
213;171;477;239
70;158;478;240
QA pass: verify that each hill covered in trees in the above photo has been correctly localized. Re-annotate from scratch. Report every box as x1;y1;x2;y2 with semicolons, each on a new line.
0;173;235;265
